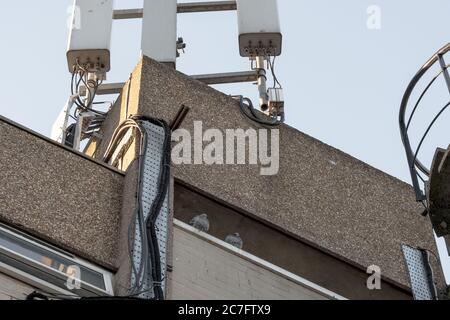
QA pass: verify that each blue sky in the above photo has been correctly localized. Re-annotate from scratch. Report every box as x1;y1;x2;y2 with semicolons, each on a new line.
0;0;449;281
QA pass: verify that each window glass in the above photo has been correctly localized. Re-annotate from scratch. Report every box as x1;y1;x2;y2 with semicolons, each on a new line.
0;228;106;290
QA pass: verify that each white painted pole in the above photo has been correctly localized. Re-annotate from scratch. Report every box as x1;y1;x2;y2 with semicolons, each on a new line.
141;0;178;67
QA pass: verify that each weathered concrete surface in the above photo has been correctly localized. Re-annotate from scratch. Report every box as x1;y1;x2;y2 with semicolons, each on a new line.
91;56;445;292
0;116;124;269
0;57;440;298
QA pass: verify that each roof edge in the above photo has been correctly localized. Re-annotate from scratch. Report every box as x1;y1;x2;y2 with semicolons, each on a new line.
0;114;124;176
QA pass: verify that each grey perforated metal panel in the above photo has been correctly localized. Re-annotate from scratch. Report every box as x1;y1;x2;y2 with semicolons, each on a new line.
131;121;169;299
401;244;437;300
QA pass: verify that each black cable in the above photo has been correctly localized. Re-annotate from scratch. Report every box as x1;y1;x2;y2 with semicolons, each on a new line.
131;117;171;297
122;118;168;299
26;291;49;300
103;116;171;300
406;69;443;131
153;120;171;300
126;123;149;296
134;128;151;295
235;95;283;127
102;120;149;295
268;56;283;89
418;247;440;262
71;70;107;118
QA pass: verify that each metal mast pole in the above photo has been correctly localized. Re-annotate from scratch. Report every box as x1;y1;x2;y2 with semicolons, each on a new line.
256;56;269;111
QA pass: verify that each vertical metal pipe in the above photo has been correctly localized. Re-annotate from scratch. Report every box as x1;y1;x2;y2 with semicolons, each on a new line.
73;117;83;151
256;56;269;111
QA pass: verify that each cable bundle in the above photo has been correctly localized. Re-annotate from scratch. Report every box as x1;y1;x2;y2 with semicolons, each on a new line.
235;95;284;126
104;116;171;300
70;61;107;119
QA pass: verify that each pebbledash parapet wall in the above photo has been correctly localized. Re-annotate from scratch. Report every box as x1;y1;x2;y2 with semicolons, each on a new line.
88;55;446;294
0;116;124;270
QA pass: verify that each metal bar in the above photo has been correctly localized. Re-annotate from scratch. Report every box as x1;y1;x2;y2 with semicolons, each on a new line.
113;9;143;20
113;1;236;19
438;54;450;94
81;71;258;95
399;43;450;202
192;71;258;85
170;105;191;131
178;1;237;13
79;83;122;96
79;83;127;96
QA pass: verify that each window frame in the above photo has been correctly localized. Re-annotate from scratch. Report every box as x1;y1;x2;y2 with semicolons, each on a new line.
0;223;114;298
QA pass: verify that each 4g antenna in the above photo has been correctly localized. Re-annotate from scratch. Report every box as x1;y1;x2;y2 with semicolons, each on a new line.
61;0;286;149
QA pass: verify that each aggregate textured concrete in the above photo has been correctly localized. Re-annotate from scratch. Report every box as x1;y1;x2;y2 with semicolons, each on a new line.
90;56;445;291
0;117;124;269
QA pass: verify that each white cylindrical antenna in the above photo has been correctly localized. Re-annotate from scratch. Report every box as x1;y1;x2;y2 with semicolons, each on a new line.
141;0;178;67
236;0;282;57
67;0;114;74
